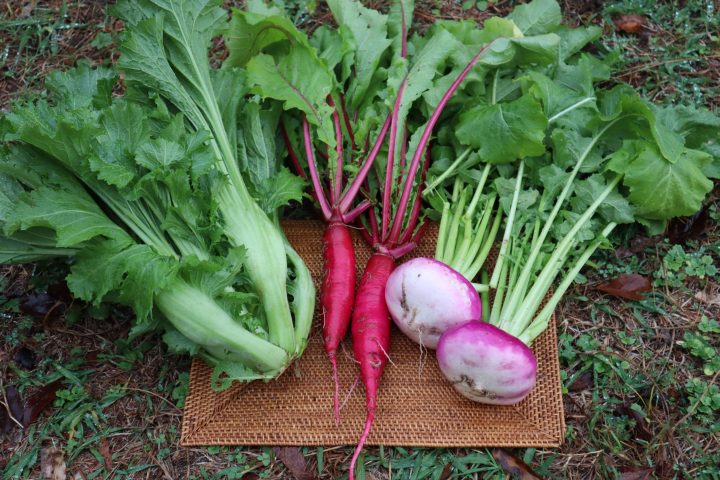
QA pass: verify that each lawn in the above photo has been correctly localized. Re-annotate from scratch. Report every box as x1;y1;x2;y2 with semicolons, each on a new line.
1;1;719;479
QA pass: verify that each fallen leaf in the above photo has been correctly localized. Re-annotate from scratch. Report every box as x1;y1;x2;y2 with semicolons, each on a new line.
14;346;37;370
616;405;653;442
694;290;720;305
620;468;654;480
613;14;648;34
240;475;260;480
41;447;67;480
20;293;61;319
20;0;38;17
99;438;112;471
597;274;652;301
1;385;24;435
667;206;709;244
568;371;594;392
22;379;63;427
439;463;453;480
491;449;545;480
273;447;315;480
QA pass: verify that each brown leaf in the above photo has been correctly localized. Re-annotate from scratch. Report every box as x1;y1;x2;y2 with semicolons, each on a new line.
273;447;315;480
615;405;653;442
20;293;61;319
491;449;545;480
99;438;112;471
240;475;260;480
597;274;652;301
613;14;648;34
694;290;720;305
667;206;709;244
22;379;63;427
620;468;654;480
439;463;452;480
14;346;37;370
40;447;67;480
568;371;594;392
1;385;24;435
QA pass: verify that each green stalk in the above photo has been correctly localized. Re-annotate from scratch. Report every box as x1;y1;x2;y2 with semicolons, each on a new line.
489;237;511;326
284;241;315;355
499;119;620;319
480;270;490;322
518;222;616;344
508;175;622;337
435;201;451;260
443;186;469;264
423;147;472;197
458;194;497;277
156;279;289;373
489;161;524;288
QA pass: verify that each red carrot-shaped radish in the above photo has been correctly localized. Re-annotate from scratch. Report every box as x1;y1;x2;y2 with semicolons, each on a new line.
320;221;355;422
348;27;499;480
348;252;394;474
282;94;391;424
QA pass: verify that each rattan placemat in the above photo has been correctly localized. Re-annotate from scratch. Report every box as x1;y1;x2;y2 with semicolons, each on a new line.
181;220;565;447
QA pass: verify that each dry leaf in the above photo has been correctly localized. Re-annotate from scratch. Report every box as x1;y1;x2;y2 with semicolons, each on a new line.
22;379;63;427
694;290;720;305
14;346;37;370
439;463;453;480
597;274;652;301
273;447;315;480
568;371;593;392
614;14;648;34
620;468;654;480
491;449;545;480
41;447;67;480
99;438;113;471
2;385;24;434
668;206;709;244
616;404;653;442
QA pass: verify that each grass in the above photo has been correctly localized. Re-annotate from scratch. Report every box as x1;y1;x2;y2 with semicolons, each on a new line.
1;0;719;479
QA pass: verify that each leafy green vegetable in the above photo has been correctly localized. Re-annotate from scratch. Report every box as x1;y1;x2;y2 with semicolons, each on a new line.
0;0;315;388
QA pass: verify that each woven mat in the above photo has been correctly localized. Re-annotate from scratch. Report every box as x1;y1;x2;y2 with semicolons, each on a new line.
181;220;565;447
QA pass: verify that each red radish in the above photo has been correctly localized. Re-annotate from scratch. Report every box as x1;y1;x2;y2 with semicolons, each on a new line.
348;25;500;480
282;95;391;423
320;222;356;423
348;252;395;475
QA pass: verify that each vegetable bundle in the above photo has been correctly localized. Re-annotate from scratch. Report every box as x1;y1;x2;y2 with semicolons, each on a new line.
386;0;719;404
0;0;315;388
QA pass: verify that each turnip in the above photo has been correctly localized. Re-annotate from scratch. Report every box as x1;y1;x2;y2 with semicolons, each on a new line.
436;321;537;405
385;258;481;348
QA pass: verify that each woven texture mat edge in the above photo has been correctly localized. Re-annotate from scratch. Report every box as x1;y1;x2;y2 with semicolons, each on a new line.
181;220;565;448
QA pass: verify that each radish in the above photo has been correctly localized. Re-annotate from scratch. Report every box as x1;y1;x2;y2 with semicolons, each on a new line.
348;19;501;480
280;97;390;424
436;321;537;404
385;258;481;348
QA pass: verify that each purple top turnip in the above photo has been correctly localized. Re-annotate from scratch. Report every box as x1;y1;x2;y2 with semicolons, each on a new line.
436;321;537;405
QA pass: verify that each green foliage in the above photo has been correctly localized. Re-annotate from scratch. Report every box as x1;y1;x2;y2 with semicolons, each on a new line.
655;244;719;288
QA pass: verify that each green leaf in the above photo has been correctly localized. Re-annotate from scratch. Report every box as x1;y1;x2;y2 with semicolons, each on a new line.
45;62;117;110
571;174;635;224
224;10;312;68
245;51;335;145
5;186;127;247
327;0;393;111
255;168;305;214
163;329;200;355
67;237;179;320
622;143;713;220
507;0;562;35
456;94;548;164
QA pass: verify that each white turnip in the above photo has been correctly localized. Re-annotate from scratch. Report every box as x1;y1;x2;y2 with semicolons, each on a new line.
385;257;481;349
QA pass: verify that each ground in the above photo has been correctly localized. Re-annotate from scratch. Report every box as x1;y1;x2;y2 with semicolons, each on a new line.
1;1;719;479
